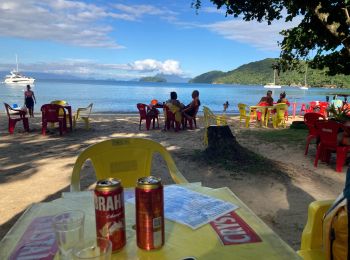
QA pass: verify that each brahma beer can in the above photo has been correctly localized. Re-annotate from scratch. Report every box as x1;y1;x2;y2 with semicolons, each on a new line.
94;178;126;251
136;176;164;250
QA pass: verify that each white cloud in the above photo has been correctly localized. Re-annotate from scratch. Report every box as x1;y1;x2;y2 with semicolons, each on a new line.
130;59;183;75
202;15;302;51
0;0;177;49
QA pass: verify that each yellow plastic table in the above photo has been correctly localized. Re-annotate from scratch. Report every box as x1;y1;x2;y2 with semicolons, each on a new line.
0;185;300;259
249;106;274;127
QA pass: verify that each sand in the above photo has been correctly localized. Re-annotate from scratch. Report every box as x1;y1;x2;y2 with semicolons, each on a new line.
0;112;346;250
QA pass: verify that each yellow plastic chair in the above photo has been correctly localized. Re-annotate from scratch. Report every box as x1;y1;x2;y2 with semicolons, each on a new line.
272;103;288;128
203;106;228;145
237;103;250;128
297;200;333;260
70;138;188;191
73;103;93;129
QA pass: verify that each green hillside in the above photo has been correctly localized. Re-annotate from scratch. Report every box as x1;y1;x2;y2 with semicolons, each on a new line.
189;70;226;83
191;58;350;88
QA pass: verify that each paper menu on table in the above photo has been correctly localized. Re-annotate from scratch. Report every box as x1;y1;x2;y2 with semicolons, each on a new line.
127;185;239;230
164;186;238;229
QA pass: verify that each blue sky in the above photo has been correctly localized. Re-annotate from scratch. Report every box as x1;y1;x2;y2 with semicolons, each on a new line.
0;0;299;80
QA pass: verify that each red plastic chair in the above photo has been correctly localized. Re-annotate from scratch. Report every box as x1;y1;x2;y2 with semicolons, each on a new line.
4;103;29;134
314;120;350;172
304;112;326;155
41;104;67;136
136;103;159;130
163;105;181;132
318;102;329;117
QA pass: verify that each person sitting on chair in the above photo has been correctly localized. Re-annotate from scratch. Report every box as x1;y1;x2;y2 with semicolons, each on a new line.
182;90;200;127
165;92;183;127
277;91;290;106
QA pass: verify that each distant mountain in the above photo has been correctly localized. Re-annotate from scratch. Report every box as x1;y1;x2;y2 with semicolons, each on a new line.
139;76;166;83
191;58;350;88
189;70;226;83
155;73;191;83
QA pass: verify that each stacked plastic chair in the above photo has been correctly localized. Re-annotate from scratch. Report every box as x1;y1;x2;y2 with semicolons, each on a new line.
203;106;227;145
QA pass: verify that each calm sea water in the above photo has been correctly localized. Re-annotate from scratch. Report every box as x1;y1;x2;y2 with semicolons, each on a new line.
1;79;348;114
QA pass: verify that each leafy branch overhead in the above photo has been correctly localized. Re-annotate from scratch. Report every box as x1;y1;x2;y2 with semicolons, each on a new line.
192;0;350;76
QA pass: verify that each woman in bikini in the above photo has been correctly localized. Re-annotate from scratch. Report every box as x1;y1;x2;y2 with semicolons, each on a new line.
24;85;36;117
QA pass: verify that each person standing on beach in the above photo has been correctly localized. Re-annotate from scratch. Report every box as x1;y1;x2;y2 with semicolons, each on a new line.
24;85;36;117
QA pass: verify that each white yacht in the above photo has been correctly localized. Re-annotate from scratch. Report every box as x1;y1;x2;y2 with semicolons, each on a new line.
4;55;35;84
264;68;281;89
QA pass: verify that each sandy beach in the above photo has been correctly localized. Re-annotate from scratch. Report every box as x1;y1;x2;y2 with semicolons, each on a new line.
0;112;345;250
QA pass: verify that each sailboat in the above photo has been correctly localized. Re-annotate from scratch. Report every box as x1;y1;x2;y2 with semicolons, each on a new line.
299;65;309;90
4;55;35;84
264;68;281;89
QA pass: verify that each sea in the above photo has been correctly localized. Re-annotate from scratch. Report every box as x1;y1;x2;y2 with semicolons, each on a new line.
1;79;348;114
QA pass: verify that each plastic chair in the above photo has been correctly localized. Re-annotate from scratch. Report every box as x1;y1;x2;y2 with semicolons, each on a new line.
272;103;288;128
41;104;67;136
203;106;227;145
70;138;188;191
73;103;93;129
237;103;250;128
4;103;29;134
297;200;333;259
304;112;326;155
163;104;181;132
137;103;159;130
314;120;350;172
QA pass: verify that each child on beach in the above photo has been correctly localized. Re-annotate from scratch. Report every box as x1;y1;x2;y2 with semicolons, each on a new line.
223;101;229;112
24;85;36;117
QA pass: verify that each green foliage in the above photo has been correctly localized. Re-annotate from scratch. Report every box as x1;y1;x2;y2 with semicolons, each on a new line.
193;0;350;76
191;58;350;87
327;104;350;122
139;76;167;83
189;70;226;83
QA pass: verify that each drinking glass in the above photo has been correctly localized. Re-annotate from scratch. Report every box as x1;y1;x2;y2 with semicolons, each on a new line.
52;210;85;260
73;237;112;260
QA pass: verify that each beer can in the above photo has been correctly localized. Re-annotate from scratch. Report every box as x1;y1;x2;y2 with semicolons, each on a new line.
94;178;126;251
136;176;164;250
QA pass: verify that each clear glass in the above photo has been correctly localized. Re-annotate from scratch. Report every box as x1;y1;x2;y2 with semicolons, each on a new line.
52;210;85;260
73;237;112;260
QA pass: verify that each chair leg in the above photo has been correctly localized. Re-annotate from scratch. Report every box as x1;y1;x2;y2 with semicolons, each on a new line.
305;136;315;155
189;119;193;130
146;118;151;130
9;119;16;134
336;148;347;172
194;118;197;128
314;144;323;167
42;122;47;136
23;118;29;132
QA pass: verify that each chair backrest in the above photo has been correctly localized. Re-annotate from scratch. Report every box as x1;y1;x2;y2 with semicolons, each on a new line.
137;103;147;119
4;103;25;119
237;103;247;116
41;104;66;122
70;138;188;191
203;106;227;126
274;103;288;119
304;112;326;135
315;120;343;148
77;103;93;118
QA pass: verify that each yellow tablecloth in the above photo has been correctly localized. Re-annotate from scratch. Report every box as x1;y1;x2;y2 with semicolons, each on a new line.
0;185;300;259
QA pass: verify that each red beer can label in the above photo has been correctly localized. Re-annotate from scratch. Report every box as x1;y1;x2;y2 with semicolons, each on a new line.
136;176;164;250
94;178;126;251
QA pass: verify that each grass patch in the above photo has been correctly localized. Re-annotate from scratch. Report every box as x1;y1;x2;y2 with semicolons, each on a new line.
241;128;308;147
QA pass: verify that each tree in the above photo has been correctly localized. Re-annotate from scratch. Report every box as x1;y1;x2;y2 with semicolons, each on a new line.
193;0;350;75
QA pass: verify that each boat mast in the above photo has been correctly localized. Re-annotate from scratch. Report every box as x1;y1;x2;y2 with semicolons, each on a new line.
304;64;308;87
15;54;18;72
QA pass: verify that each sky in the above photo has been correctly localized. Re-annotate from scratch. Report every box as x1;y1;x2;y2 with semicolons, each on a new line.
0;0;300;80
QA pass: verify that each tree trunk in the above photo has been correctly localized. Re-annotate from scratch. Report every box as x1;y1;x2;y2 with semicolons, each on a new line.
205;125;249;161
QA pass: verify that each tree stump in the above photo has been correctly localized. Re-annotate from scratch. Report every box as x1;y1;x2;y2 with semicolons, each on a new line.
205;125;249;162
